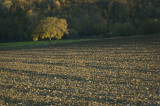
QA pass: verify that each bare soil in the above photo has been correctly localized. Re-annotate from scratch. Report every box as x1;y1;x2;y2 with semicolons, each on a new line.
0;35;160;105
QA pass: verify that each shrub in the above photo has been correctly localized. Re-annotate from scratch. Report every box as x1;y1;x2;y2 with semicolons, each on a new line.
66;29;79;39
110;22;136;37
137;19;160;35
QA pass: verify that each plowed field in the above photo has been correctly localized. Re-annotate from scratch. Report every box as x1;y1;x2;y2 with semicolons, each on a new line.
0;35;160;105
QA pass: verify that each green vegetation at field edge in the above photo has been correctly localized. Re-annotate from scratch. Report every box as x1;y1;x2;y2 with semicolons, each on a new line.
0;39;95;49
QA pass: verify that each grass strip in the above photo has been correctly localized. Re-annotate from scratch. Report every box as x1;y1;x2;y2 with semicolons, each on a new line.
0;39;95;49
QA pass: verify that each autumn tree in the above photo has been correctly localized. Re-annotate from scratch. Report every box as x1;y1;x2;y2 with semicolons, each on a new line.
32;17;68;44
53;0;61;9
12;0;28;12
2;0;12;11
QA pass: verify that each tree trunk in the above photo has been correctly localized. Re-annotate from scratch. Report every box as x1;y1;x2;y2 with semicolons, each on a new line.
49;37;51;44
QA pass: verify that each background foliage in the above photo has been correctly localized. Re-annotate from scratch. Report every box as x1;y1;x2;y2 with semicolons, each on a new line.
0;0;160;42
110;22;136;37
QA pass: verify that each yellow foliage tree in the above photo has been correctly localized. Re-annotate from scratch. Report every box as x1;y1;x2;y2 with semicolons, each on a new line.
2;0;12;10
54;0;61;9
32;17;68;44
13;0;28;11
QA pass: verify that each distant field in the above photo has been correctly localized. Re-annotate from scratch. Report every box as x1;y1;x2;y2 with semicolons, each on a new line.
0;35;160;105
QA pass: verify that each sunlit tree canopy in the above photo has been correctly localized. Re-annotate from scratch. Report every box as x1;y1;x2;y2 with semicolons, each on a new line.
32;17;68;43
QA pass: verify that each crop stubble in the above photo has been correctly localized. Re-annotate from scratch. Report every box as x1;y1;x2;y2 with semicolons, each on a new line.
0;35;160;105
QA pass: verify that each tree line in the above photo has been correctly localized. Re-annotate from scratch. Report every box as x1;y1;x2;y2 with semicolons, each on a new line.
0;0;160;42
